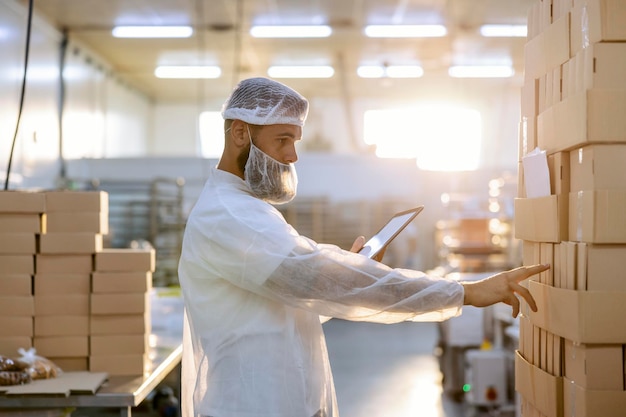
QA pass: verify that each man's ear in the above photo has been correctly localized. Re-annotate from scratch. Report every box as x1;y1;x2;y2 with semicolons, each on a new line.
230;120;249;147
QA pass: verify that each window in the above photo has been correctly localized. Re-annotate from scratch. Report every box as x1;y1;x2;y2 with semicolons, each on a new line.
199;111;224;158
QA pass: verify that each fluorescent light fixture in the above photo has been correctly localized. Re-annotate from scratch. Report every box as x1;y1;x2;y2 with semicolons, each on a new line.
448;65;514;78
250;25;332;38
267;65;334;78
364;24;447;38
112;26;193;38
480;24;527;37
357;65;423;78
154;66;221;79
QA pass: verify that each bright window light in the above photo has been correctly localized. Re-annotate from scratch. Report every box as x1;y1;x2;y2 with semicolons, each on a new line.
250;25;332;38
357;66;386;78
112;26;193;38
199;111;224;158
480;24;527;37
155;66;221;79
448;65;514;78
267;65;334;78
363;106;482;171
364;25;447;38
357;65;424;78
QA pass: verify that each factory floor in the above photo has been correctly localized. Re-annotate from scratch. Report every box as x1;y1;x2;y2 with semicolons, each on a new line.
69;320;508;417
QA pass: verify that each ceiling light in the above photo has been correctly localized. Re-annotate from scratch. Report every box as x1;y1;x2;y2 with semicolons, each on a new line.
357;65;424;78
250;25;332;38
112;26;193;38
154;66;221;79
480;24;527;37
364;25;447;38
448;65;514;78
267;65;334;78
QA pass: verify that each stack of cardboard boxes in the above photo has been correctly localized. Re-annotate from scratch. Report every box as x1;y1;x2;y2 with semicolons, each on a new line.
0;190;155;377
515;0;626;416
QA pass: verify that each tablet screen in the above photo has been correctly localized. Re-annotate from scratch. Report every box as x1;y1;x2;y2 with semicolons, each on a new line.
358;206;424;259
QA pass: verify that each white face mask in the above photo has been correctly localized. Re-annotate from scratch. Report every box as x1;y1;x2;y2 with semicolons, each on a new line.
244;126;298;205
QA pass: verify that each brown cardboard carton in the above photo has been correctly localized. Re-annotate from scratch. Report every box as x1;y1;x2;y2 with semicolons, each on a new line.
519;117;537;162
51;357;88;371
0;296;34;316
44;191;108;212
563;377;626;417
90;293;150;315
515;351;564;417
514;196;568;243
89;314;151;335
0;255;34;274
0;233;36;254
0;337;32;356
34;295;89;316
33;336;88;357
89;354;148;376
0;317;33;337
35;254;93;274
569;144;626;192
524;12;570;80
577;243;626;291
34;273;90;295
0;274;32;296
547;152;570;196
39;233;103;254
563;340;624;390
90;334;148;355
34;316;89;336
564;241;577;290
46;211;109;234
570;0;626;56
91;271;151;293
0;213;43;233
577;43;626;91
0;191;45;213
94;248;155;272
569;190;626;243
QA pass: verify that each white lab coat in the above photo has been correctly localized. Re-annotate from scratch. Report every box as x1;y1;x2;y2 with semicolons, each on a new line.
178;167;465;417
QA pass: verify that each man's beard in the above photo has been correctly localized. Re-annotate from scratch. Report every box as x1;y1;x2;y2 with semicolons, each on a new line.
242;141;298;205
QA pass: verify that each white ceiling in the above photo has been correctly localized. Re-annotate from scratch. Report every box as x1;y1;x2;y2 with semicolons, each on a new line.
23;0;533;102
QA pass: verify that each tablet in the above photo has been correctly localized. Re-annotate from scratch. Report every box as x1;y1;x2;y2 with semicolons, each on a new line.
358;206;424;259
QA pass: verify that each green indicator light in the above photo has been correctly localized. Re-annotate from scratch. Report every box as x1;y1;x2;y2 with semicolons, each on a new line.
462;384;471;393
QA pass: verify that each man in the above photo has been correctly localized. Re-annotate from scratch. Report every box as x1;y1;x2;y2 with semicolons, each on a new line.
178;77;548;417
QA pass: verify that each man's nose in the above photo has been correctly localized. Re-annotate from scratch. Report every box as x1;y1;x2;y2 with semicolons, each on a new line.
284;144;298;163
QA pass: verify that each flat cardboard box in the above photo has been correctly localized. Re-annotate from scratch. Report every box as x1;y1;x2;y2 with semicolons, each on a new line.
578;43;626;91
1;371;107;395
91;293;150;315
577;243;626;291
0;191;45;213
50;357;88;372
34;273;90;295
547;152;570;196
34;315;89;336
90;334;148;355
92;271;151;293
35;254;93;274
0;274;32;296
0;213;43;233
0;337;32;356
33;335;88;357
39;233;103;254
528;280;626;343
514;195;568;243
90;314;151;335
522;240;541;266
0;233;36;254
515;351;563;417
94;248;155;272
44;191;108;212
0;255;34;274
569;144;626;192
563;377;626;417
518;116;537;162
569;190;626;243
0;296;34;316
0;317;33;337
563;340;624;390
523;12;570;80
570;0;626;56
45;211;109;234
564;241;578;290
89;354;148;376
34;295;89;316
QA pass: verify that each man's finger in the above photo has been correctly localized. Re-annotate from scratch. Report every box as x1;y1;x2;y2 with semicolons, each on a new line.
512;283;537;312
509;264;550;282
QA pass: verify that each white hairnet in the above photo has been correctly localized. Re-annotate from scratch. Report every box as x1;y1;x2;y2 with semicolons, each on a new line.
221;77;309;126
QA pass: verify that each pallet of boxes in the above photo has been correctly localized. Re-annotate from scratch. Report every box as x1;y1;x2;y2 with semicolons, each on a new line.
0;190;155;390
515;0;626;416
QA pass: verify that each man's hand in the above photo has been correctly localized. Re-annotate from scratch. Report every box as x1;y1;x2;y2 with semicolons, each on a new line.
460;264;550;318
349;236;386;262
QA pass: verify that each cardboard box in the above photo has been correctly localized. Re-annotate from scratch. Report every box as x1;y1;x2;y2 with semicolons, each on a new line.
0;296;34;316
570;0;626;56
524;12;570;80
34;273;90;295
519;117;537;162
569;190;626;243
564;340;624;390
515;350;564;417
528;280;626;343
91;271;151;293
33;336;88;357
564;241;578;290
45;211;109;234
570;144;626;192
0;233;36;254
90;334;148;355
94;248;155;272
547;152;570;196
577;243;626;291
35;254;93;274
0;274;32;296
34;295;89;316
51;357;88;372
0;191;45;213
90;293;150;315
39;233;103;254
90;314;151;335
563;377;626;417
89;354;148;376
34;316;89;336
522;241;541;267
0;337;32;356
540;243;555;285
554;335;563;377
514;196;568;243
0;255;34;274
0;317;33;337
0;213;43;233
577;43;626;91
44;191;108;212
